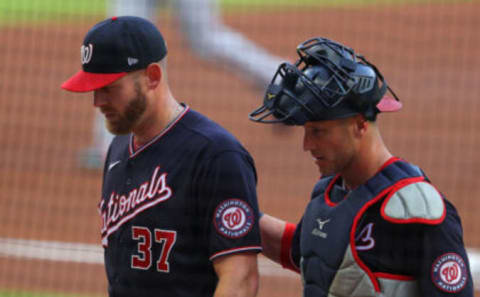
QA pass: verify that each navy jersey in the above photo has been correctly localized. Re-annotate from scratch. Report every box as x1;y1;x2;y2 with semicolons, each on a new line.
289;158;473;297
98;105;262;297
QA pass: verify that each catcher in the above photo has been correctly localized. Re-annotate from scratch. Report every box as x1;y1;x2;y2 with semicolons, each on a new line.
249;37;474;297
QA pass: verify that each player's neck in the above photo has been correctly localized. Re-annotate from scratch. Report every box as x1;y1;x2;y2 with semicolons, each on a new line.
133;97;184;148
342;133;392;190
342;152;392;190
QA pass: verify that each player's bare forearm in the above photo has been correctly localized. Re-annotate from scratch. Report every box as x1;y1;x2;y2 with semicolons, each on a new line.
259;214;287;264
213;252;259;297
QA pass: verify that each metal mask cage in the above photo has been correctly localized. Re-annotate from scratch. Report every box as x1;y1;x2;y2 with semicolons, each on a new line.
249;63;317;124
297;38;357;78
297;37;400;104
249;37;401;125
295;59;355;108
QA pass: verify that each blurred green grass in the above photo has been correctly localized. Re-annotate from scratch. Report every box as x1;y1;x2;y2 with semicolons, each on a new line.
0;0;469;25
0;0;105;23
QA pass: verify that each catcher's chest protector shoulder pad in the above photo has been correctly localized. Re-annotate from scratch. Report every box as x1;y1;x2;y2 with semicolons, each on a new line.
381;181;446;224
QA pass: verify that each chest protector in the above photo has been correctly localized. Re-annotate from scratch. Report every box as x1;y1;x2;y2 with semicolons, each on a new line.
300;160;445;297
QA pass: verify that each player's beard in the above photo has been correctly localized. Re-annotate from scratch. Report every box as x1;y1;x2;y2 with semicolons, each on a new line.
106;82;147;135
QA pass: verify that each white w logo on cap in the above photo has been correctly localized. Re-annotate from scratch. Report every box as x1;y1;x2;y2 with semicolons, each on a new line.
81;44;93;65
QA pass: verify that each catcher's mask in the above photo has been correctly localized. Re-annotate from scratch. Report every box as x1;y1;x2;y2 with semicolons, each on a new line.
249;37;401;125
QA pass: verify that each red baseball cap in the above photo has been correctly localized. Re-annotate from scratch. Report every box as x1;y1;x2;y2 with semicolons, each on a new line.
61;16;167;92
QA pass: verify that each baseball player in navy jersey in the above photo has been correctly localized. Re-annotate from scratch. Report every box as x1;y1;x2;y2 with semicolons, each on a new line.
249;37;474;296
61;16;262;297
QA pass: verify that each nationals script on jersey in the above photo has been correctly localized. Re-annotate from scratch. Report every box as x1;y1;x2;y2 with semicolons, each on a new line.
99;165;172;245
98;105;262;297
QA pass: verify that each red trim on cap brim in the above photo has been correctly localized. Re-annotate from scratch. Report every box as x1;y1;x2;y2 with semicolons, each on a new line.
376;95;402;112
61;70;127;92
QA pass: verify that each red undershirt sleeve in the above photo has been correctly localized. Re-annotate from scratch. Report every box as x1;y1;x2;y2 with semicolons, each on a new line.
280;222;300;273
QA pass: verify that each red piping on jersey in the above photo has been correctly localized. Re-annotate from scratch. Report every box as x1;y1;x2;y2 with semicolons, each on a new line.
348;157;421;293
280;222;300;272
378;156;402;171
374;272;415;281
349;184;400;291
324;175;342;207
128;105;190;157
380;180;446;225
209;246;262;261
324;157;402;207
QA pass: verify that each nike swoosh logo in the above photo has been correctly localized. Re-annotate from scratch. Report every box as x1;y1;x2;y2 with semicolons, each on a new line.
108;160;121;171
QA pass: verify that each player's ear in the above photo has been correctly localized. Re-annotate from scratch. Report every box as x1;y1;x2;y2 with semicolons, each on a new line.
144;62;162;89
353;114;368;137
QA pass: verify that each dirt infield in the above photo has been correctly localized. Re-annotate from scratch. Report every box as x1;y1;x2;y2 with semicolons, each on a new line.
1;2;480;296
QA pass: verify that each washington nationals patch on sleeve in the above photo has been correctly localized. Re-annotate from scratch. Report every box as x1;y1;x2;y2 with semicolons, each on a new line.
431;253;468;293
214;199;254;238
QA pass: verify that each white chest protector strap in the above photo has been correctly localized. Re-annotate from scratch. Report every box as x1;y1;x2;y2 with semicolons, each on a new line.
381;181;445;223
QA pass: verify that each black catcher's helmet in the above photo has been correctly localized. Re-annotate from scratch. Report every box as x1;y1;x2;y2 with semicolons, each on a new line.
249;37;402;125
